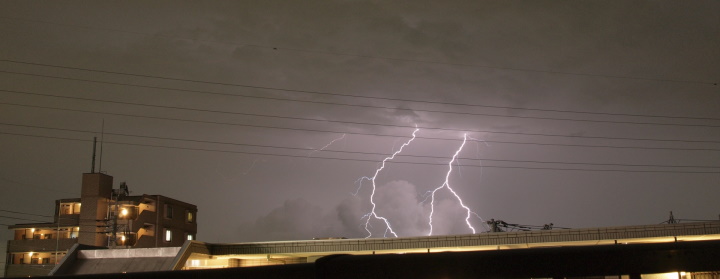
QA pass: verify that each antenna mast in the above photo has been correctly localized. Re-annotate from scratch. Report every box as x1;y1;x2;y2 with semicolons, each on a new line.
91;137;97;173
99;119;105;173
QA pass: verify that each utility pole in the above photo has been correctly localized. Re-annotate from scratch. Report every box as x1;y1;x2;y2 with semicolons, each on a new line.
55;203;60;264
109;182;129;248
668;211;677;224
112;196;118;248
487;219;504;232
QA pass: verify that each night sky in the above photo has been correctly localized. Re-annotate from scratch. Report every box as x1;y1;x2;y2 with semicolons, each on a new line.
1;0;719;266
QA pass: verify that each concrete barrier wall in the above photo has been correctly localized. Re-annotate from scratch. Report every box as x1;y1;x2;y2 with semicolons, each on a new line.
209;222;720;255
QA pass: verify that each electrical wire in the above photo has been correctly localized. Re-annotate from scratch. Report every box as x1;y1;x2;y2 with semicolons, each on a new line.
1;60;718;125
1;69;718;122
2;108;718;151
5;216;146;225
2;122;718;169
1;132;717;173
0;209;53;218
245;44;719;86
3;127;720;154
2;88;720;130
0;215;50;223
3;101;718;146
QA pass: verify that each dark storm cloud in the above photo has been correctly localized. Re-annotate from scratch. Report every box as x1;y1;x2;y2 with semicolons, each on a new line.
239;180;486;241
239;198;334;241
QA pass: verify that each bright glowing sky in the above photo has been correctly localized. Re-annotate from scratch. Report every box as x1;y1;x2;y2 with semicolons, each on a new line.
1;1;718;262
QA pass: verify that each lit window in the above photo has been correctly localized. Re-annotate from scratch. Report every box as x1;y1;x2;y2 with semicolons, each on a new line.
165;229;172;242
60;202;82;214
60;203;71;215
187;234;193;241
187;211;194;223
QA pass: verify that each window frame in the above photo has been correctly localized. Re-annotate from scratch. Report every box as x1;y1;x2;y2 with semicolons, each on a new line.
186;210;194;223
164;228;172;242
164;204;173;219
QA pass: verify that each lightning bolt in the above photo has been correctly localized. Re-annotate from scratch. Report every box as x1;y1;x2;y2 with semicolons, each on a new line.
242;158;261;175
427;133;478;236
362;127;419;238
468;135;490;159
352;176;371;196
308;134;346;156
467;135;489;192
466;135;491;232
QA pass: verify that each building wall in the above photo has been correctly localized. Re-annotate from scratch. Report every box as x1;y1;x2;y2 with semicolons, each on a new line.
109;195;198;248
4;172;198;278
156;196;197;247
132;204;158;247
78;173;113;247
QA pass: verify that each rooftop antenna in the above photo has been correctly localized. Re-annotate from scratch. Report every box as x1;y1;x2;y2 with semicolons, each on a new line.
91;137;97;173
99;119;105;173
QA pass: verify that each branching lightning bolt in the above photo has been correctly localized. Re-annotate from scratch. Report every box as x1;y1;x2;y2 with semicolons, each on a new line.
467;135;489;191
427;133;478;236
362;127;419;238
308;134;346;156
467;135;490;155
352;176;371;196
466;135;491;232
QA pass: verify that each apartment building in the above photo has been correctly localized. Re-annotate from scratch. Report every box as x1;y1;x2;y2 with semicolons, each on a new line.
4;172;198;277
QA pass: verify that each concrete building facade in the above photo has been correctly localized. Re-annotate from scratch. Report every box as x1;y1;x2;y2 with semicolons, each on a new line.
4;172;198;277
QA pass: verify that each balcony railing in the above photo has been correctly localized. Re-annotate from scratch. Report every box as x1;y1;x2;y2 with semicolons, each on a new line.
7;238;77;253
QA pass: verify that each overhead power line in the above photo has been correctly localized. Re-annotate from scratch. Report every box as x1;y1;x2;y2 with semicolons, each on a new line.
0;16;716;86
1;132;718;174
2;88;719;129
3;122;718;168
2;59;720;125
1;70;719;122
5;70;720;123
0;209;53;218
246;44;719;86
0;215;50;223
2;102;719;151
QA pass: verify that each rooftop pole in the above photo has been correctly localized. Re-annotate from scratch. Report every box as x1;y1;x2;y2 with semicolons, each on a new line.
91;137;97;173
